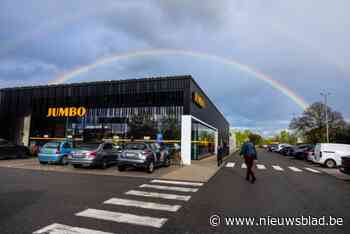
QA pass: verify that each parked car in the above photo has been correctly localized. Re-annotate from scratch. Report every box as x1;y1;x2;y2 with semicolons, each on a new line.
279;146;294;156
0;138;29;159
69;142;120;168
339;156;350;174
29;140;47;156
314;143;350;168
293;144;314;160
268;144;278;152
118;142;171;173
274;144;291;153
305;146;315;162
38;140;73;165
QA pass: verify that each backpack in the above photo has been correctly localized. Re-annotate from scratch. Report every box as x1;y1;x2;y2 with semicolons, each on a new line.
242;142;257;159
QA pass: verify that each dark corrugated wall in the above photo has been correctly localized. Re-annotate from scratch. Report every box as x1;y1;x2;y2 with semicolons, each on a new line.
0;76;189;140
0;75;230;147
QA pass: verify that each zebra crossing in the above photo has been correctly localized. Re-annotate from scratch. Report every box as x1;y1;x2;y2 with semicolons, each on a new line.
33;179;203;233
225;162;321;174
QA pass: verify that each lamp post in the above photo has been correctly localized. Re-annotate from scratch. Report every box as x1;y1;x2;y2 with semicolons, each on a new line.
320;92;331;143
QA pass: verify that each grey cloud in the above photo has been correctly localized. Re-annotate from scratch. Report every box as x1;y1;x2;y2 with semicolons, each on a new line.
0;0;350;135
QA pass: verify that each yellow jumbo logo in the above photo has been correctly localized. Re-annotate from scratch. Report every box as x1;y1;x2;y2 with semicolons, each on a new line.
46;107;87;117
192;92;207;108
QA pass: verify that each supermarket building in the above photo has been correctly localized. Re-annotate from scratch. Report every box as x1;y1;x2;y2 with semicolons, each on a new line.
0;75;230;165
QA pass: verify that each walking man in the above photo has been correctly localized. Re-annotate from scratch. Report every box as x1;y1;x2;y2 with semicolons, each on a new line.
217;144;223;167
240;137;257;183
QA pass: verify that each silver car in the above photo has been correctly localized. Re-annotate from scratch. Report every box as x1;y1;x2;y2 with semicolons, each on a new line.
118;142;170;173
69;142;120;169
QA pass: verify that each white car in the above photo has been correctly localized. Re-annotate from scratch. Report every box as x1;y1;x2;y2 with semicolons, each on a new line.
314;143;350;168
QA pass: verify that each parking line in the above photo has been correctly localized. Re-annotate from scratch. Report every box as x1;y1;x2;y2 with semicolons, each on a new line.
150;179;203;187
76;208;167;228
256;164;266;170
241;163;247;169
226;162;235;168
104;198;181;212
272;165;284;171
139;184;198;193
288;166;303;172
304;167;321;173
33;223;113;234
126;190;191;201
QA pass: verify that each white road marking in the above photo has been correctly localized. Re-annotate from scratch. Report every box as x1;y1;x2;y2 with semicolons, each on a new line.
126;190;191;201
226;162;235;168
139;184;198;193
76;209;167;228
33;223;113;234
256;164;266;170
104;198;181;212
304;167;321;173
288;166;303;172
150;179;203;187
272;165;284;171
241;163;247;168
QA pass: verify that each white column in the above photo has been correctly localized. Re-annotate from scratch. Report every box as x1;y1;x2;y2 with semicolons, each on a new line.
22;114;31;146
181;115;192;165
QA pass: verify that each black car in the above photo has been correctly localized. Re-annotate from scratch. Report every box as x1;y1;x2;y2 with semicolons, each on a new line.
280;146;294;156
339;156;350;174
69;142;120;168
118;142;171;173
0;138;29;160
292;144;314;160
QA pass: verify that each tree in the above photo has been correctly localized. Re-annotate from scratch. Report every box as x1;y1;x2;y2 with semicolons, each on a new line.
332;124;350;144
277;130;297;145
289;102;346;143
234;130;264;146
235;130;250;147
248;133;263;145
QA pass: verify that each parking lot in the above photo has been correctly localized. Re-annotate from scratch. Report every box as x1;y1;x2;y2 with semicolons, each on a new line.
0;155;221;182
267;150;350;181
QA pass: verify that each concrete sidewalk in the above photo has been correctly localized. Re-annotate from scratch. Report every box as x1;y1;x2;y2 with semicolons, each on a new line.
160;155;223;182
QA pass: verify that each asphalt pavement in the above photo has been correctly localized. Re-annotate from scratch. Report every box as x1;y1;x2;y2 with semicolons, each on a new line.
0;150;349;234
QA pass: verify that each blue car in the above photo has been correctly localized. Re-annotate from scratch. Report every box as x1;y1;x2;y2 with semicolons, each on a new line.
38;140;73;165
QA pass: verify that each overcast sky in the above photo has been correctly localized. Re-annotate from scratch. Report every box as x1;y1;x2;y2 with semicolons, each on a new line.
1;0;349;136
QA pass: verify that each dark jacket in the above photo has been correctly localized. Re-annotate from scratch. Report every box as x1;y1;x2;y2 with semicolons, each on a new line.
240;142;257;160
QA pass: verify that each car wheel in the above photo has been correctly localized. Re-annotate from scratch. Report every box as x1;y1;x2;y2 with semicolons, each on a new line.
147;161;155;173
61;156;69;165
164;157;171;167
118;165;126;171
325;159;336;168
101;159;108;169
39;161;47;165
73;164;82;168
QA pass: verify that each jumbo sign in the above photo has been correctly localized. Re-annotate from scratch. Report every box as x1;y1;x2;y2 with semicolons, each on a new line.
46;107;87;117
192;92;207;108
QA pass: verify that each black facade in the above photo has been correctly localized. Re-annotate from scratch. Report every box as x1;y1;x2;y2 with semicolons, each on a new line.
0;75;229;147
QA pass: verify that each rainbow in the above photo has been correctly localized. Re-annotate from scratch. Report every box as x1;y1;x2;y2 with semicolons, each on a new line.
49;48;308;110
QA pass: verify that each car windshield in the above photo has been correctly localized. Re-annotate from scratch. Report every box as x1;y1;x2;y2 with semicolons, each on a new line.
124;143;146;150
44;142;61;149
